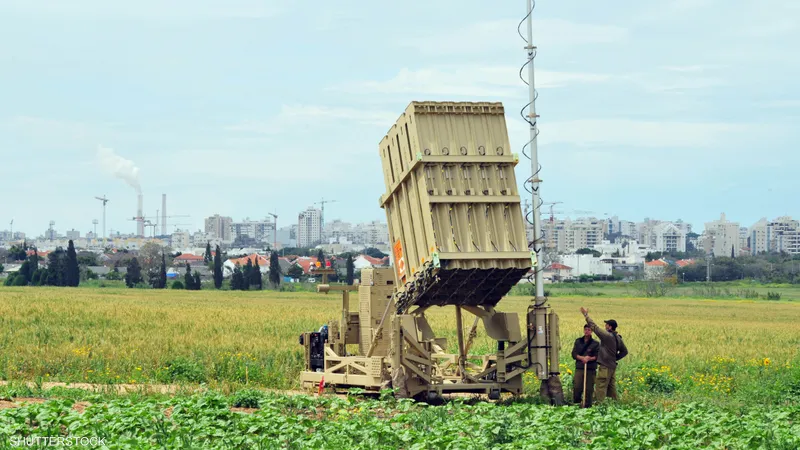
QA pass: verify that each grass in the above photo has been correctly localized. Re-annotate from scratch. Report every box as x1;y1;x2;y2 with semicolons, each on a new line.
0;285;799;406
513;280;800;301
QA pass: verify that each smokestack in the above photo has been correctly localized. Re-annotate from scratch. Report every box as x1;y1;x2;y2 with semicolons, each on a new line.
162;194;167;236
137;194;144;237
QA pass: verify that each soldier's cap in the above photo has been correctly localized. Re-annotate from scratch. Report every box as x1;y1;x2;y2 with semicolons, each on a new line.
604;319;618;329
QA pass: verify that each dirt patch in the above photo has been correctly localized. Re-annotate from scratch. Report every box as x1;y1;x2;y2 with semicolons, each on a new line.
72;402;91;413
230;407;258;414
0;400;18;409
164;406;173;418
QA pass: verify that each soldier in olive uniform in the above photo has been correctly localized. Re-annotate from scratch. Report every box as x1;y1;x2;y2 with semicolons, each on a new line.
572;324;600;407
580;307;628;402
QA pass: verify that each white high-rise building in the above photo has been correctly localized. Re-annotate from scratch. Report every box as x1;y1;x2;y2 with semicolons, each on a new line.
204;215;233;242
229;218;275;245
768;216;800;255
171;229;190;249
651;223;686;253
702;213;740;257
298;207;322;248
543;217;604;252
749;218;769;255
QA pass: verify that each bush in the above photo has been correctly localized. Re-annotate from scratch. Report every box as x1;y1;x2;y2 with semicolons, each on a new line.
171;280;185;290
230;388;266;408
161;357;206;383
766;292;782;301
632;281;674;298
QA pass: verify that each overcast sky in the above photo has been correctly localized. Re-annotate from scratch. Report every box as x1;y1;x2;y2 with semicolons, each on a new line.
1;0;798;237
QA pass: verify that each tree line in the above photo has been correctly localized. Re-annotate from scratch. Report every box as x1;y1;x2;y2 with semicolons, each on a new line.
3;241;81;287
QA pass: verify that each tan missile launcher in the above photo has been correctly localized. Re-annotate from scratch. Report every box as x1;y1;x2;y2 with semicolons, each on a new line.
300;101;563;402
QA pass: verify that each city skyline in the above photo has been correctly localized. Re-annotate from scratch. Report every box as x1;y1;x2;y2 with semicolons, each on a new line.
1;0;798;234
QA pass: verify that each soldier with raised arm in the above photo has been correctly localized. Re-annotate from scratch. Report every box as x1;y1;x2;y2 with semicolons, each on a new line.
580;307;628;402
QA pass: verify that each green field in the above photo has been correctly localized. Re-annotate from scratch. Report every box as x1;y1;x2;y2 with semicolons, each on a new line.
1;284;799;448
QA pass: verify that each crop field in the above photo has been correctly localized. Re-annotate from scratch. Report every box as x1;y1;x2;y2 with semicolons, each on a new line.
1;285;799;448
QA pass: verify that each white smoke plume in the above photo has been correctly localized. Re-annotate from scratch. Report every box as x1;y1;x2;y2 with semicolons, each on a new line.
96;145;141;193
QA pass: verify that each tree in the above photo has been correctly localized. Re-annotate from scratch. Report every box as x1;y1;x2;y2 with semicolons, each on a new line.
184;263;194;290
346;255;354;285
287;264;303;280
138;241;172;276
125;257;143;288
731;245;735;259
576;248;601;257
66;240;80;287
213;245;223;289
160;252;167;288
192;271;202;290
231;265;245;290
45;248;66;286
363;247;387;259
269;252;281;288
205;242;212;264
244;259;254;288
252;258;262;290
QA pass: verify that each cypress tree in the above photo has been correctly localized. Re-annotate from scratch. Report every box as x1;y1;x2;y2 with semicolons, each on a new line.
205;242;212;263
125;257;143;288
346;255;354;285
193;271;202;290
213;245;223;289
253;258;262;290
159;252;167;289
66;240;80;286
244;259;254;287
184;262;193;290
269;251;281;288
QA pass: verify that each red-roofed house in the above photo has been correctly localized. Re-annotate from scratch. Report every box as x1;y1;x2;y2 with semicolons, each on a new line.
174;254;205;266
675;259;696;268
644;259;669;280
293;256;320;275
223;253;269;277
544;263;573;282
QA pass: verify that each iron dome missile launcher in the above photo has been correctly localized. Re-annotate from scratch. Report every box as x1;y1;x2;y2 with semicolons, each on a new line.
299;101;563;402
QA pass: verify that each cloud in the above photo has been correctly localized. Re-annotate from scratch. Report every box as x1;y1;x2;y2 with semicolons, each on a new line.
225;105;400;134
0;0;287;20
760;100;800;109
396;18;628;56
332;66;612;98
520;119;780;150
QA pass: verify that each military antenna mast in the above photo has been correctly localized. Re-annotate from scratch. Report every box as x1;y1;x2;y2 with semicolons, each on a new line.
523;0;545;301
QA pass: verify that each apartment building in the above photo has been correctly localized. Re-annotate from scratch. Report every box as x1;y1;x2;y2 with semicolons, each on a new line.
204;214;233;242
298;207;322;247
702;213;740;257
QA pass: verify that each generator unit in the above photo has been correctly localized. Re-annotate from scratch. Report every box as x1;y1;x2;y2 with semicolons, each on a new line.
299;101;563;402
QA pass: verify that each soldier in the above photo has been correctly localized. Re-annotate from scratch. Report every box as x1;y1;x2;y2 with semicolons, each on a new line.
580;307;628;402
571;324;599;407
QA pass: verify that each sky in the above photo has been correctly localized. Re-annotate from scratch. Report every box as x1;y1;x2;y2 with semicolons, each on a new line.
1;0;798;238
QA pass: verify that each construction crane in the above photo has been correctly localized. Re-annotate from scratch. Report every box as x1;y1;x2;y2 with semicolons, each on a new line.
314;198;337;232
268;212;278;250
133;214;190;237
95;196;109;247
542;202;563;223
